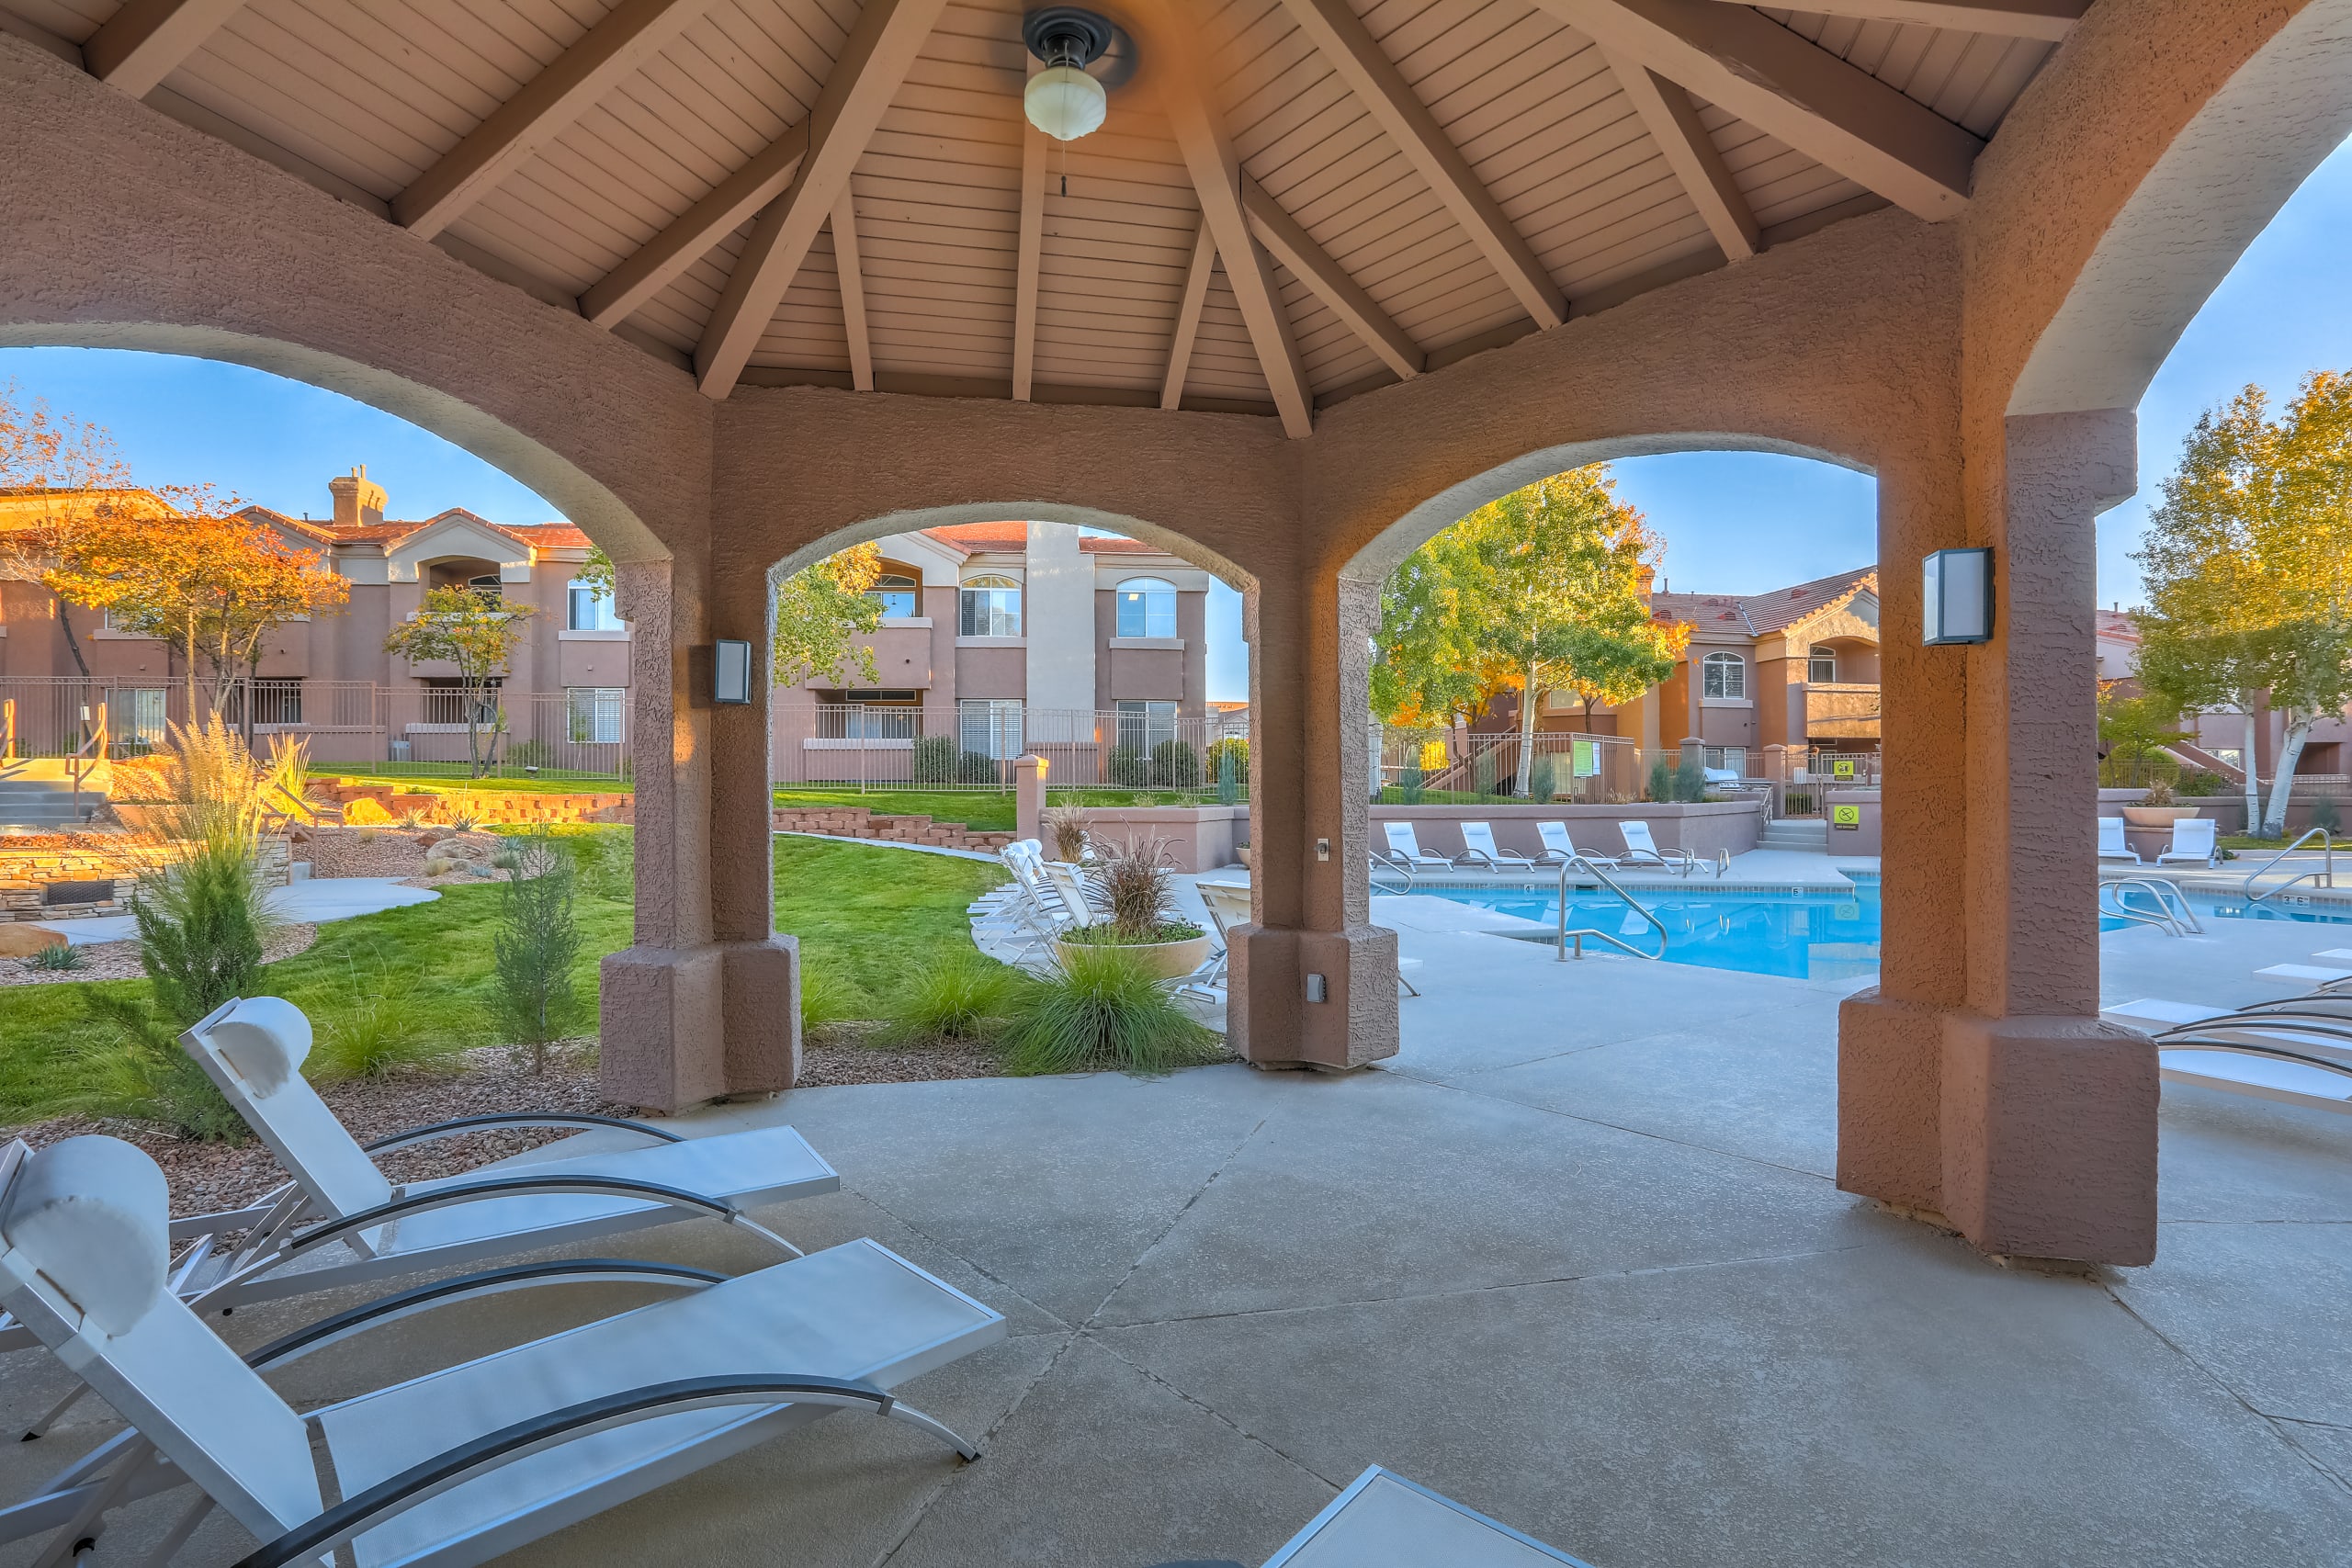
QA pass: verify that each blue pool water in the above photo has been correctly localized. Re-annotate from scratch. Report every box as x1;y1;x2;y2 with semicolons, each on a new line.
1422;874;2352;980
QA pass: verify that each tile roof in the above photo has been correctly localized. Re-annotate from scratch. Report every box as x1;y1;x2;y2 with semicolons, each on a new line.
241;505;582;553
922;523;1026;553
1079;537;1156;554
1649;568;1877;637
2097;608;2141;644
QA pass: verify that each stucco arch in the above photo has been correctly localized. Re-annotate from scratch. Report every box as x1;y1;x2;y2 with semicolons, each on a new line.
766;501;1255;596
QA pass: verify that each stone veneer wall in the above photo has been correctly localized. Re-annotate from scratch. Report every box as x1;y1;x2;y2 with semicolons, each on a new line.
0;835;292;921
306;784;635;826
770;807;1012;854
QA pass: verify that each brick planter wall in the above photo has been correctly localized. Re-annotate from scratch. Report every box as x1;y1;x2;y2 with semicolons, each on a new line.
0;834;291;921
306;784;634;827
771;807;1012;854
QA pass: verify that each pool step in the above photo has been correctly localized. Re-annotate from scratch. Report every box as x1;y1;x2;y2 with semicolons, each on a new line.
1758;819;1830;853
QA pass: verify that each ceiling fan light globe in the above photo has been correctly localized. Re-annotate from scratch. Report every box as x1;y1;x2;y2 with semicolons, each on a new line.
1024;65;1107;141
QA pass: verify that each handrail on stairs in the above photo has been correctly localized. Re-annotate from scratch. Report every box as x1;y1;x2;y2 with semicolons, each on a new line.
2100;876;2204;936
66;702;107;824
1555;855;1667;962
2244;828;2335;903
1;698;15;764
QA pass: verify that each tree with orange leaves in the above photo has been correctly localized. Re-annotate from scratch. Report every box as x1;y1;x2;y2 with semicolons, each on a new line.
45;490;351;719
0;379;137;678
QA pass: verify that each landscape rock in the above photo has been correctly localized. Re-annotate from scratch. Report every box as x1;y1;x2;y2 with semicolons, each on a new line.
0;926;69;956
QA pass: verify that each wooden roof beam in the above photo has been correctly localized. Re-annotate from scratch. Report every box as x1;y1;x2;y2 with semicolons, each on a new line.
1160;217;1217;412
1145;2;1311;437
695;0;948;399
1532;0;1983;220
1605;51;1758;261
1241;175;1421;381
85;0;246;97
394;0;711;240
1275;0;1564;331
1699;0;2086;42
831;191;874;392
580;119;807;326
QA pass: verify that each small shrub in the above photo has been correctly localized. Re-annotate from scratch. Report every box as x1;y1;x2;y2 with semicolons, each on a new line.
1646;758;1672;804
1674;754;1708;803
800;964;867;1032
2141;774;2176;807
1529;755;1557;803
1002;945;1222;1077
1214;745;1241;806
1205;736;1248;785
66;992;248;1143
492;829;581;1072
1398;764;1425;805
506;739;554;769
1040;802;1090;862
2312;795;2344;835
345;797;395;826
1084;837;1180;939
311;974;451;1080
958;749;999;784
27;942;87;972
884;951;1024;1045
2178;769;2224;798
912;734;958;784
133;833;271;1026
1150;739;1200;789
1471;748;1496;797
1106;745;1149;787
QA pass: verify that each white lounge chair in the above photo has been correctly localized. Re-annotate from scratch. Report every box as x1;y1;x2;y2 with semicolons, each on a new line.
1181;880;1253;1002
1534;821;1614;869
160;997;838;1314
2155;816;2218;867
0;1135;1001;1568
2101;998;2352;1115
2098;817;2142;864
1455;822;1535;872
1151;1464;1594;1568
1617;821;1695;875
1378;821;1456;874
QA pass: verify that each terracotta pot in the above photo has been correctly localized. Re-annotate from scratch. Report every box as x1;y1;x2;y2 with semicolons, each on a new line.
1053;932;1214;981
2120;806;2200;828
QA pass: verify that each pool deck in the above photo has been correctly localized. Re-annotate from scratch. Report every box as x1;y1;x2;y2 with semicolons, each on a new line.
9;860;2349;1568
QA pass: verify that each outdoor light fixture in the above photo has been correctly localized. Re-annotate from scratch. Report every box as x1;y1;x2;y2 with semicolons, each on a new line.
1922;547;1995;646
712;639;752;705
1023;7;1112;142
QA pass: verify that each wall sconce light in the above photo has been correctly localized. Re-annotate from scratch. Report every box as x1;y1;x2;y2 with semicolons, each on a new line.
713;639;752;705
1923;547;1994;646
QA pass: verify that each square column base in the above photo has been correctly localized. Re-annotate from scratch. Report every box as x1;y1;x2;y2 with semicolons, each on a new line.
1839;990;2156;1265
1227;923;1399;1069
600;937;801;1111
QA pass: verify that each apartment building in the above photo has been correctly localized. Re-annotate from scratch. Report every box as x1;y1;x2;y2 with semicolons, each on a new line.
1472;567;1882;776
772;521;1215;783
0;468;622;764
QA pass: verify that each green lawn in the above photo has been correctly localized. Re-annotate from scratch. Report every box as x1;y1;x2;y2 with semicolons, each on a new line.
0;831;1006;1124
309;767;629;795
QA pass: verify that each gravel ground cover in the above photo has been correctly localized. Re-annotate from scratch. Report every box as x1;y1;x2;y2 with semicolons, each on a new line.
1;924;318;987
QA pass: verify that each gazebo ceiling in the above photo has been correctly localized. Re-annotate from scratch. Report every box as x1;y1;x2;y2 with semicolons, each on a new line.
0;0;2080;428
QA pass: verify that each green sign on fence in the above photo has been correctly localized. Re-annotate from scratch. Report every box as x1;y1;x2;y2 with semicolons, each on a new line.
1571;738;1599;778
1832;758;1858;780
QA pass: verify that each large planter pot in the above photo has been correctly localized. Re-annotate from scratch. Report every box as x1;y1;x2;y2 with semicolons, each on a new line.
1053;932;1214;981
2121;806;2201;828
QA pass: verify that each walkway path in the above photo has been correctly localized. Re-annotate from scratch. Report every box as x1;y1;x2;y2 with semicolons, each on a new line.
39;876;438;943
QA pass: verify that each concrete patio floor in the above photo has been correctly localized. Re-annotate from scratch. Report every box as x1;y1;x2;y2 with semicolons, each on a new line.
4;913;2349;1567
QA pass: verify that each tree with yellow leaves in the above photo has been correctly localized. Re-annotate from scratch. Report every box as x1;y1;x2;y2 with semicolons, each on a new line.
1373;468;1685;796
0;380;136;678
45;490;351;724
2136;371;2352;838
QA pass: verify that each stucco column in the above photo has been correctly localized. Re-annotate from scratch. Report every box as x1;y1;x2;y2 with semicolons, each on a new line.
1227;571;1399;1068
1842;410;2154;1264
599;546;798;1111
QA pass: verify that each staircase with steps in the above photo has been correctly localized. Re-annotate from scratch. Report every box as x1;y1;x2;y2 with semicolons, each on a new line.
0;763;104;834
1758;818;1830;853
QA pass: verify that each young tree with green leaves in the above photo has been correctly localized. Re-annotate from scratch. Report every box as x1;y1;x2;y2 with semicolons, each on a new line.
2135;372;2352;837
1372;468;1686;796
773;540;888;687
383;585;537;777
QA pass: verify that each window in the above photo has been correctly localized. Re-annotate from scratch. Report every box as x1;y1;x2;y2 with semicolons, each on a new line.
467;572;503;601
820;691;919;739
118;688;167;754
1114;577;1177;639
958;576;1022;637
1703;746;1747;776
866;573;919;618
1702;652;1746;700
567;578;623;631
1809;644;1838;684
567;687;625;745
422;676;502;726
958;699;1023;760
1115;700;1178;754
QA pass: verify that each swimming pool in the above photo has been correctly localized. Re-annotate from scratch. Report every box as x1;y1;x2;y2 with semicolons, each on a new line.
1419;875;2352;979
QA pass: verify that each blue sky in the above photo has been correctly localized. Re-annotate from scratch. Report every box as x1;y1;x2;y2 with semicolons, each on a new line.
4;134;2346;702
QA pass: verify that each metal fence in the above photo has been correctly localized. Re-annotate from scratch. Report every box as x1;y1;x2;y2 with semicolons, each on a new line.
0;677;632;783
774;701;1250;796
1371;727;1887;816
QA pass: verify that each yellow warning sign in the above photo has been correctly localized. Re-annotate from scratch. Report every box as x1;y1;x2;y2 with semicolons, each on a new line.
1833;805;1862;829
1832;759;1858;780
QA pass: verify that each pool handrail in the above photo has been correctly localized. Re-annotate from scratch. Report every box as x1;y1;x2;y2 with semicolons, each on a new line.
2244;828;2335;903
2101;876;2204;936
1555;855;1667;963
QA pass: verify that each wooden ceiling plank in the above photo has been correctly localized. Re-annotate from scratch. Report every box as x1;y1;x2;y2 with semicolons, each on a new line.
85;0;249;98
1603;49;1758;261
1012;63;1048;401
1275;0;1565;330
1146;0;1312;436
1239;174;1422;380
831;190;875;390
695;0;952;398
1703;0;2086;42
1529;0;1983;220
580;118;810;325
393;0;714;240
1160;216;1217;411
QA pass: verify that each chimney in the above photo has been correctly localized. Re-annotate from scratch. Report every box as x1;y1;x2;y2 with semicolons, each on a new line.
1637;564;1656;598
328;464;387;529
